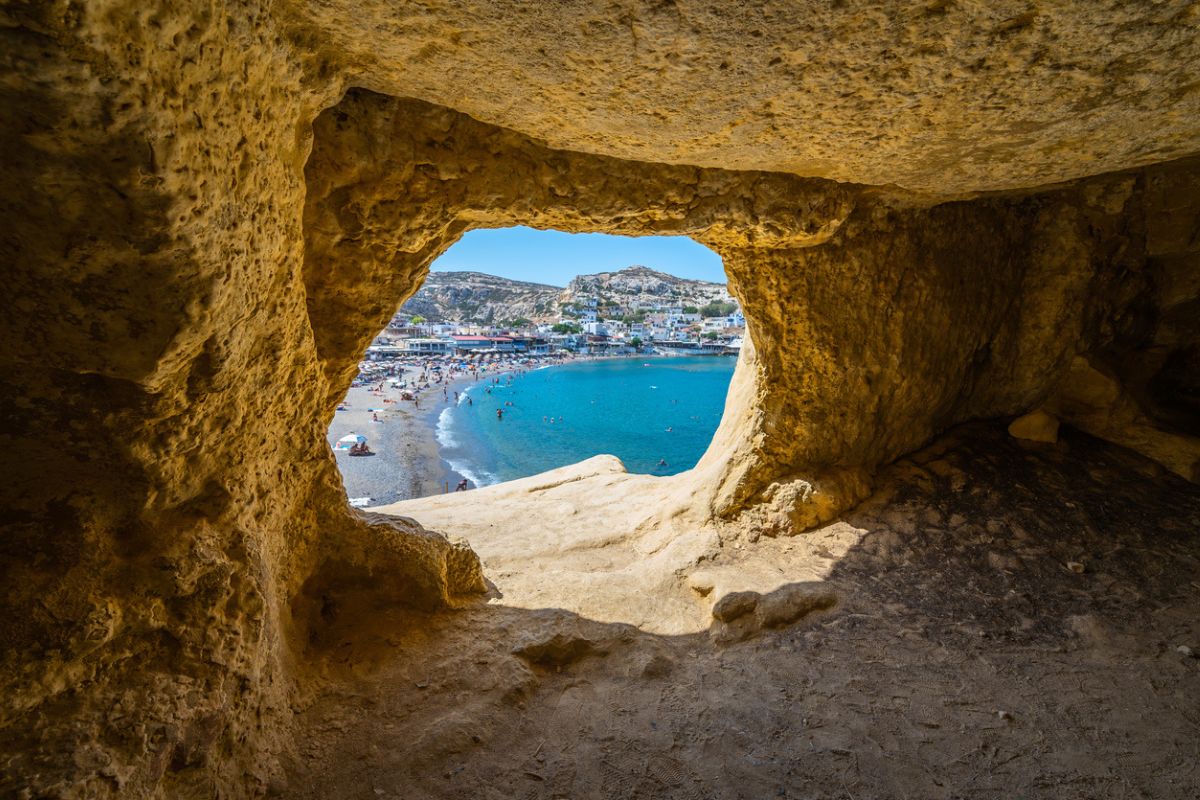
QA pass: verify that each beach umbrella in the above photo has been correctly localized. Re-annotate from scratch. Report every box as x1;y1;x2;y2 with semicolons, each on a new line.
334;433;367;451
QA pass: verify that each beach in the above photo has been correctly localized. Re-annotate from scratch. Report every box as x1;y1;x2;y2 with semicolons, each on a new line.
328;354;736;504
327;356;581;504
327;370;480;505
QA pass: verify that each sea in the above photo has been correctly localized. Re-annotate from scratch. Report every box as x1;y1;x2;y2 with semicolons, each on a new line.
437;356;737;487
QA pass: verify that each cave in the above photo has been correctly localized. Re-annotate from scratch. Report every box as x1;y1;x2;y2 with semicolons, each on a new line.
327;226;736;505
3;3;1200;798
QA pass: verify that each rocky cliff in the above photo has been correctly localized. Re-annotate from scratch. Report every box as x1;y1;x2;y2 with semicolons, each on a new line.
564;265;730;308
398;266;728;324
399;271;561;323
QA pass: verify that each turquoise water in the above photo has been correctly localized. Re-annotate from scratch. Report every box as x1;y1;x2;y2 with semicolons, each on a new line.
437;357;736;486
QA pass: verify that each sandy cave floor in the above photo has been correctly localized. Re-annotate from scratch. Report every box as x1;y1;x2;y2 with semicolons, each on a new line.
282;422;1200;799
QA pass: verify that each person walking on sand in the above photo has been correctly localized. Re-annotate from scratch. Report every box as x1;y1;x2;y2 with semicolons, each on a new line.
455;478;470;491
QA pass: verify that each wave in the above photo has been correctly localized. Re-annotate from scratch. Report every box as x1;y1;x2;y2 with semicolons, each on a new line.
435;407;458;449
443;453;497;489
436;394;497;488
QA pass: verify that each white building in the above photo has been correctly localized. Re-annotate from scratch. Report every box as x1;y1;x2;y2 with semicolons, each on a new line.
603;319;628;335
402;338;455;355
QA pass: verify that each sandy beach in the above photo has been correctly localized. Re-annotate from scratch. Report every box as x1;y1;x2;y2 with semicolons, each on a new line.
327;372;477;505
328;358;574;504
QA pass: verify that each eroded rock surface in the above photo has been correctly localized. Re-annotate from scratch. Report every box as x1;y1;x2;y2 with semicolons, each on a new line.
309;91;1200;530
2;1;1199;797
286;424;1200;800
277;0;1200;194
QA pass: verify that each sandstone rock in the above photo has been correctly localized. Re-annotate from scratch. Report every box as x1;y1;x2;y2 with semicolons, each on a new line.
687;571;717;597
4;2;1200;795
756;583;838;628
512;633;603;668
281;2;1200;195
711;591;761;623
1008;410;1061;444
639;653;676;680
987;552;1024;572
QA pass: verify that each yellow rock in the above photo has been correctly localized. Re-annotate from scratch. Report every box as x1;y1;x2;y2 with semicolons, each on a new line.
1008;410;1061;444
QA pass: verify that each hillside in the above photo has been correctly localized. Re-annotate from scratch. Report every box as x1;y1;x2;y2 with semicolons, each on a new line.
398;266;729;324
399;271;561;324
564;265;729;307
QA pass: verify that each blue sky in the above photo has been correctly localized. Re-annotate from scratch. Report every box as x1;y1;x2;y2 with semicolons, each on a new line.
429;226;726;286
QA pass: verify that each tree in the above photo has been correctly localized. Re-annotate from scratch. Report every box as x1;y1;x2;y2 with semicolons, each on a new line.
699;301;737;318
682;306;699;314
630;336;643;350
703;332;720;340
552;322;582;334
410;315;426;325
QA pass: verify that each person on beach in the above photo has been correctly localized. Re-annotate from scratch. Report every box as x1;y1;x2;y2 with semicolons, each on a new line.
373;412;380;422
455;479;470;492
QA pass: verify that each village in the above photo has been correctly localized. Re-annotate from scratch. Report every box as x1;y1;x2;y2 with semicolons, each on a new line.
362;292;747;369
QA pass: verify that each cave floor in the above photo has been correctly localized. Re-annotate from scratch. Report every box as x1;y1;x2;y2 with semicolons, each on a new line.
282;423;1200;799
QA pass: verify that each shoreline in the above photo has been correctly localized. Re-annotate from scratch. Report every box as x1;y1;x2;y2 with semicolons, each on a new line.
328;373;477;504
329;352;694;504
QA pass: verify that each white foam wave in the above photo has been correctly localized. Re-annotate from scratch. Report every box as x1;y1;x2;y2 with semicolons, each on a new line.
435;407;457;449
435;398;496;487
443;454;497;489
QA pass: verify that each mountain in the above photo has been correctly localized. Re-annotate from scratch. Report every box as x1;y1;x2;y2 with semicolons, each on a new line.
399;271;561;324
398;266;729;324
564;265;729;307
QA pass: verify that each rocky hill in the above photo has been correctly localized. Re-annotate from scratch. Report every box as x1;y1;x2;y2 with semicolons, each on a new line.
398;266;730;324
564;265;728;307
399;271;560;324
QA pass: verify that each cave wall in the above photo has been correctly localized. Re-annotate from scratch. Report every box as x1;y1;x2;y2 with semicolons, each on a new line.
276;0;1200;194
303;91;1200;531
0;6;481;798
1;1;1198;797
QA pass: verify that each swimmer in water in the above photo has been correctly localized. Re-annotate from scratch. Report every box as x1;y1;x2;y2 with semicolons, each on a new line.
657;458;669;468
496;408;503;420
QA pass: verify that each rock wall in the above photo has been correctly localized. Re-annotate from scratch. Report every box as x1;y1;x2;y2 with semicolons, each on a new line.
277;0;1200;194
0;6;481;798
304;91;1199;531
1;1;1198;797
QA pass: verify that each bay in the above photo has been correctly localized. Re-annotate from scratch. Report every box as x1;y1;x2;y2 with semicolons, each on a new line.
437;356;736;486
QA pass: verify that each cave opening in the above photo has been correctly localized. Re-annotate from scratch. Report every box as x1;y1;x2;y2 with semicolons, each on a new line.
325;226;743;508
